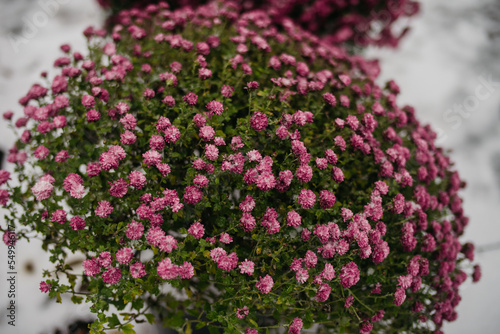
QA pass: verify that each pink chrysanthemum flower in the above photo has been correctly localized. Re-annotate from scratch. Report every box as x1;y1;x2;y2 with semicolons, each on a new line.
204;144;219;161
120;113;137;129
240;213;256;232
149;134;165;150
250;111;268;131
206;100;224;116
81;94;95;108
315;157;328;170
236;306;249;320
332;166;345;183
95;252;111;269
130;262;146;278
34;145;49;159
323;93;336;106
86;162;101;177
340;261;360;288
69;216;85;230
295;164;313;183
316;283;331;302
210;247;227;262
157;258;179;280
102;267;121;285
321;263;335;281
287;210;302;227
183;186;203;204
99;152;119;170
157;163;171;177
256;172;276;191
158;235;178;253
179;262;195;279
86;109;101;122
288;317;303;334
126;220;144;240
239;259;255;276
394;287;406;306
255;274;273;294
334;136;346;151
198;68;212;79
298;189;316;209
32;174;55;200
55;150;69;163
219;232;233;244
0;170;11;186
230;136;244;151
143;150;162;166
39;281;51;293
214;137;225;146
109;178;128;198
319;190;336;209
296;268;308;284
239;195;255;212
82;259;100;277
199;126;215;141
95;200;113;218
129;170;147;189
183;92;198;106
217;252;238;271
51;209;67;224
304;250;318;268
340;95;350;107
121;130;137;145
116;247;132;264
188;221;205;239
221;85;234;97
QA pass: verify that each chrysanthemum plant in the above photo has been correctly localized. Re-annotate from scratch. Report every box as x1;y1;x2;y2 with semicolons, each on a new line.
97;0;420;47
0;1;480;334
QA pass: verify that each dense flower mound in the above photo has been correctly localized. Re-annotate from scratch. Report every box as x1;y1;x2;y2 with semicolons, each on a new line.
97;0;420;47
0;1;478;333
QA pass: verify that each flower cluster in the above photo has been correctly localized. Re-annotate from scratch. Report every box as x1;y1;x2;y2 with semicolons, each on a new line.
0;1;478;334
96;0;420;47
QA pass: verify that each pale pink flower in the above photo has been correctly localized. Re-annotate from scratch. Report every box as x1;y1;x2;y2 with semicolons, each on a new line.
157;258;179;279
130;262;146;278
256;275;273;294
239;259;254;275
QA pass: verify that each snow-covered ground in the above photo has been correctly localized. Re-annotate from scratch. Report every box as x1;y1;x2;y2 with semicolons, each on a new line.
0;0;499;333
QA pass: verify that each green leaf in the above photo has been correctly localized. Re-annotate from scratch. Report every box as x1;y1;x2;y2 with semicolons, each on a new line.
107;313;121;327
121;323;136;334
248;319;259;328
208;326;220;334
132;298;144;311
145;313;155;325
71;295;83;304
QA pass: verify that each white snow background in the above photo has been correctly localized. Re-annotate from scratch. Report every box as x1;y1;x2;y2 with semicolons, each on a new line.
0;0;499;333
